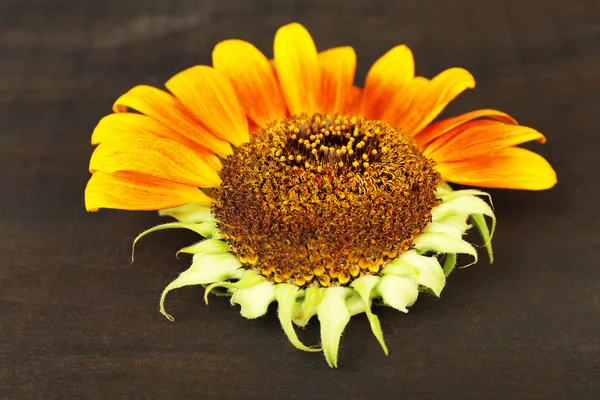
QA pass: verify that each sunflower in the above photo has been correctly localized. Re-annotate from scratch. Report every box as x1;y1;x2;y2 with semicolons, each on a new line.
85;23;556;367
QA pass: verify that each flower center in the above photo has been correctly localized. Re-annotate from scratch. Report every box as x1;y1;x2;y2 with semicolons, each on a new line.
213;113;440;287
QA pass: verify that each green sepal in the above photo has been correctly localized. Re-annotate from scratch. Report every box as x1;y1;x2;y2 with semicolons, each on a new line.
317;287;353;368
470;213;495;263
177;238;230;256
189;252;244;282
159;252;242;321
396;250;446;296
274;284;320;353
158;204;214;223
423;220;466;239
432;214;471;236
345;294;367;316
376;275;419;312
292;286;326;327
442;253;458;277
231;281;275;319
436;181;454;195
380;259;418;281
350;276;388;355
203;281;237;303
413;232;478;263
432;191;494;222
437;188;488;201
132;222;219;262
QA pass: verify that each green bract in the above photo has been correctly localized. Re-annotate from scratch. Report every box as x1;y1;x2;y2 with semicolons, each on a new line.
134;184;495;367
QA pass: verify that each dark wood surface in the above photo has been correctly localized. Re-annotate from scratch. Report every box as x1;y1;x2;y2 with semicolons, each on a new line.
1;0;599;398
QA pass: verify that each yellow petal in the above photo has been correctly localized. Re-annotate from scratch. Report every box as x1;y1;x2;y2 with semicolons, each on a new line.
212;39;287;127
436;147;557;190
91;113;222;171
90;136;221;188
344;86;363;116
318;46;357;113
113;85;232;157
425;120;546;162
85;171;212;212
274;23;320;114
359;45;414;119
165;66;249;146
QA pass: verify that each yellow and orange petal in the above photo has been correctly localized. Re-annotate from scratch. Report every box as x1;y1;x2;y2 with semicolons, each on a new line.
165;66;249;146
212;39;287;127
113;85;233;157
413;109;518;149
273;23;321;115
85;22;557;213
393;68;476;135
360;45;415;120
318;46;357;114
91;113;222;171
85;171;212;212
424;120;546;161
435;147;557;190
89;136;222;188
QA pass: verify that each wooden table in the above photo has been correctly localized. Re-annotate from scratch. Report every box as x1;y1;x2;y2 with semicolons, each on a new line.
2;0;599;398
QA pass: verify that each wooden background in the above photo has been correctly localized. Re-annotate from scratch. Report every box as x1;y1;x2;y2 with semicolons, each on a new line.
1;0;599;398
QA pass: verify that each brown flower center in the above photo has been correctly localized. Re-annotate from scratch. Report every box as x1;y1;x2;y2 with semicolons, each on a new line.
212;113;440;287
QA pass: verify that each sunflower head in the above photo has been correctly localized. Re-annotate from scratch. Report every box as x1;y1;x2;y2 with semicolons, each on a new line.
85;22;556;367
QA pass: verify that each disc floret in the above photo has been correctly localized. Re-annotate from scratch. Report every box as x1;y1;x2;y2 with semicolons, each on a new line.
213;113;441;288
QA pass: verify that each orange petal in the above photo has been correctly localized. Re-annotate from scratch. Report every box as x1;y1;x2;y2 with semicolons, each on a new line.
318;46;356;113
248;119;262;136
165;66;249;146
379;76;429;129
90;136;221;188
212;39;287;127
359;45;414;119
113;85;232;157
85;171;212;212
398;68;475;135
425;120;546;162
91;113;222;171
413;109;518;149
344;86;363;116
436;147;557;190
274;23;320;114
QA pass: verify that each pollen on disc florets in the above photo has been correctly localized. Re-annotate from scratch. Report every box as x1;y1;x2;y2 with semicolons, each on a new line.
212;113;440;288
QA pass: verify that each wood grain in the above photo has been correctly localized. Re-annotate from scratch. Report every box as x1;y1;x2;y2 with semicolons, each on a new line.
1;0;599;398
